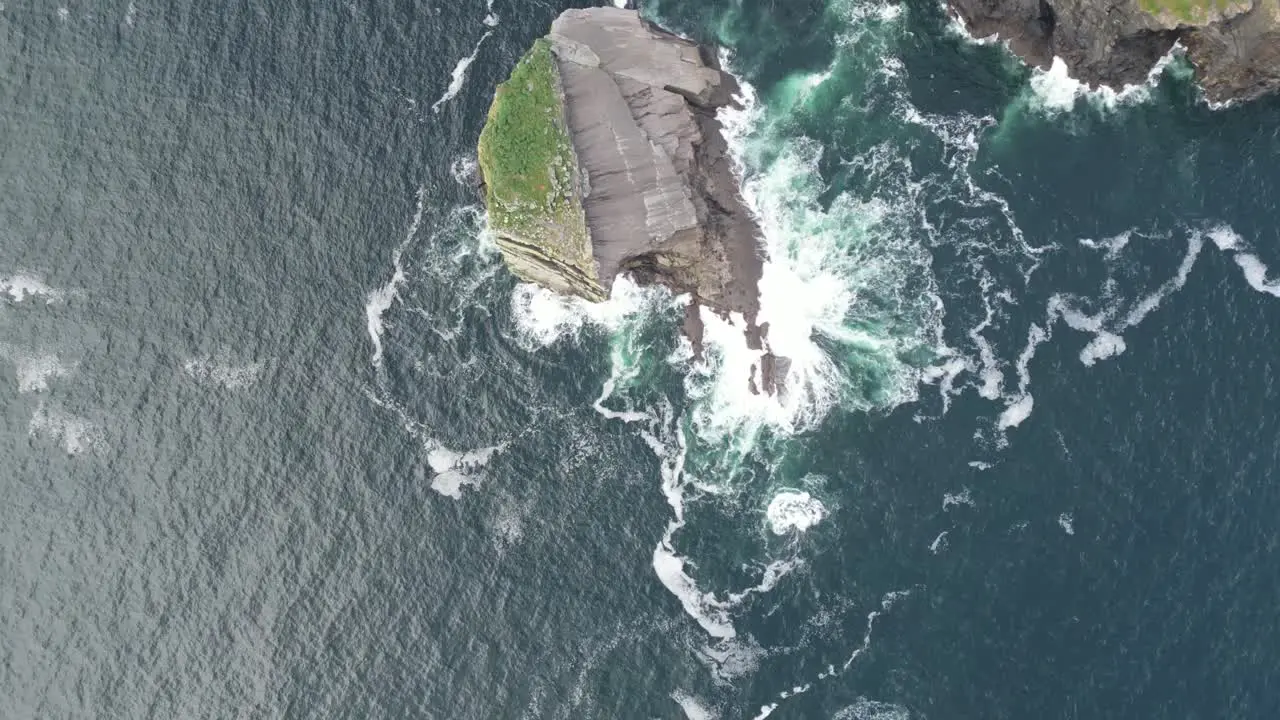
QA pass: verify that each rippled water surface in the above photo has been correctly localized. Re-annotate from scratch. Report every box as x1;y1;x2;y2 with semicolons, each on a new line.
4;0;1280;717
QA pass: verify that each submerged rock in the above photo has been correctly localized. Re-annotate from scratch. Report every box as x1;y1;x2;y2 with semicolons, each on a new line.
479;8;780;388
947;0;1280;104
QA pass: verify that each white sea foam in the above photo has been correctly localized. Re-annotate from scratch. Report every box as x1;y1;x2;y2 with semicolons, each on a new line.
1231;254;1280;296
698;74;941;440
29;403;103;456
765;490;827;535
929;531;949;554
17;354;73;393
997;321;1047;431
1080;230;1133;258
842;589;912;671
968;278;1005;400
510;275;675;350
744;588;915;717
992;228;1210;432
1207;225;1242;251
1123;231;1203;327
182;352;264;390
988;226;1208;430
366;187;427;368
1028;59;1090;114
483;0;499;26
491;495;529;550
671;691;718;720
0;345;75;393
751;703;779;719
721;572;915;718
428;443;503;499
1;274;65;304
450;156;478;185
1078;331;1127;367
622;398;806;640
652;546;739;639
586;14;945;650
1025;46;1181;116
725;557;803;605
691;636;765;687
998;393;1034;430
594;364;652;424
1058;512;1075;535
942;488;974;510
431;32;492;113
833;698;912;720
1207;226;1280;297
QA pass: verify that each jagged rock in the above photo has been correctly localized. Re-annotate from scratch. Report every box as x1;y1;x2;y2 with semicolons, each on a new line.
947;0;1280;103
479;8;786;391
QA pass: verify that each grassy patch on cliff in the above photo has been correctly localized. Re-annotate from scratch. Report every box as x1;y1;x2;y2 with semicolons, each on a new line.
1138;0;1238;24
477;38;593;278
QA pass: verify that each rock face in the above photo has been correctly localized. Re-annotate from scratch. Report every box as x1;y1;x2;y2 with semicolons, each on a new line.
948;0;1280;103
479;8;774;378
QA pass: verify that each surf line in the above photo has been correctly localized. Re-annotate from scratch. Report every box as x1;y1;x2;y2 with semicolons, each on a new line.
749;588;918;720
593;377;805;641
366;186;428;369
431;31;493;113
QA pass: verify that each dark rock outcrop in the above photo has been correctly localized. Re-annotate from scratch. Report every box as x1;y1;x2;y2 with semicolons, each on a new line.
547;8;764;338
481;8;785;391
948;0;1280;104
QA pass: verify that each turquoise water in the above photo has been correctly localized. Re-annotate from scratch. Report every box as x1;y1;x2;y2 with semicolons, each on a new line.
4;0;1280;717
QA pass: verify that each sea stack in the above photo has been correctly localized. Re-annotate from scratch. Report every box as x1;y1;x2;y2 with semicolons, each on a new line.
947;0;1280;103
477;8;785;392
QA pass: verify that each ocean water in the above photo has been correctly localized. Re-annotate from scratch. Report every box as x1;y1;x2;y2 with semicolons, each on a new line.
4;0;1280;717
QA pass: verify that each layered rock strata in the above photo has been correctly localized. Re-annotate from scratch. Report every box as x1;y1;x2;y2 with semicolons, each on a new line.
479;8;785;392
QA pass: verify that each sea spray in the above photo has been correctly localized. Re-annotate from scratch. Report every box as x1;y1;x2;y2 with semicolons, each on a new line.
765;490;827;535
577;0;953;649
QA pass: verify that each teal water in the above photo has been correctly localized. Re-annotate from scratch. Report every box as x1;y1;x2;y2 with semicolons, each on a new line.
4;0;1280;717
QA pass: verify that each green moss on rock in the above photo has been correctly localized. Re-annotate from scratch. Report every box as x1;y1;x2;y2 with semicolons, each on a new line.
477;39;604;301
1138;0;1243;24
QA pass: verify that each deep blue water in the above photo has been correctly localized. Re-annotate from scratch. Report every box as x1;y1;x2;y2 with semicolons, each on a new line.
4;0;1280;718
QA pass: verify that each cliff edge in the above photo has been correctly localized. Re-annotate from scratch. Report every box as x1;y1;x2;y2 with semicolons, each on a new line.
479;8;785;391
948;0;1280;103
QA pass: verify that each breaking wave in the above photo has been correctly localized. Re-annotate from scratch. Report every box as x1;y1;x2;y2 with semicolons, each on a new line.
418;0;1280;707
1021;52;1186;116
948;15;1193;117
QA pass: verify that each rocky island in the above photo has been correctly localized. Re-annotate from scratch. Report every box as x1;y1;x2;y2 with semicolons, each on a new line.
948;0;1280;103
477;7;787;392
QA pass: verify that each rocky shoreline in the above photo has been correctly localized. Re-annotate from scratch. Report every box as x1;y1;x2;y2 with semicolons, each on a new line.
948;0;1280;104
479;7;787;394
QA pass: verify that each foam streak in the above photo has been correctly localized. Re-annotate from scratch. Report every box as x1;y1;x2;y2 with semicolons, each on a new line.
431;32;492;113
366;187;427;368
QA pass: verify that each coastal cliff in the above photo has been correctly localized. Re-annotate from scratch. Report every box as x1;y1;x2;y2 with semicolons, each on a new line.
948;0;1280;103
479;8;782;389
